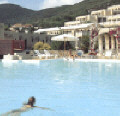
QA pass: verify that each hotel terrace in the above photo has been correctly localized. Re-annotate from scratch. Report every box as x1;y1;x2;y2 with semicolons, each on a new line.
34;5;120;58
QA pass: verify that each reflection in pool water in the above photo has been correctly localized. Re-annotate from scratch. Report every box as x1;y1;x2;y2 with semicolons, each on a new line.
0;59;120;116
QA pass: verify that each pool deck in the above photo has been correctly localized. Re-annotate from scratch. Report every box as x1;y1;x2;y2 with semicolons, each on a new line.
2;51;120;61
2;57;120;63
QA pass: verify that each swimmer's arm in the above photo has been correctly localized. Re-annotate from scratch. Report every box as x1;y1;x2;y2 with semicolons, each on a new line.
34;106;55;111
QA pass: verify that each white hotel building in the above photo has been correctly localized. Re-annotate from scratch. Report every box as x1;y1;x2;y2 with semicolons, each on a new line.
35;5;120;57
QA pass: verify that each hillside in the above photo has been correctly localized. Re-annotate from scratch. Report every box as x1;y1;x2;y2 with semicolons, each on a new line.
0;4;35;24
0;0;120;28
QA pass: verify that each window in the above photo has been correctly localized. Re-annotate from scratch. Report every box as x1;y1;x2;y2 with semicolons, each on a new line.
31;37;33;42
19;35;22;40
46;36;48;42
118;18;120;21
103;18;106;22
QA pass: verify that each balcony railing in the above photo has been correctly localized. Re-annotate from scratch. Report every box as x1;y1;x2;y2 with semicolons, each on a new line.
100;21;120;27
113;10;120;15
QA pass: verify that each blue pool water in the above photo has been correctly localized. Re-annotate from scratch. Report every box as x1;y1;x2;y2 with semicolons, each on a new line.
0;59;120;116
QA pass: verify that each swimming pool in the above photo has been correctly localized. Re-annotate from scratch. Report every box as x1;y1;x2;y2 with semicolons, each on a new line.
0;59;120;116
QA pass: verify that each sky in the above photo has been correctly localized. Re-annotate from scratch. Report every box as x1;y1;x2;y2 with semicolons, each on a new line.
0;0;83;10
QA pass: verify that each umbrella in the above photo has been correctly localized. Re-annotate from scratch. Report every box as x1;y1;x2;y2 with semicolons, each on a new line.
51;34;79;51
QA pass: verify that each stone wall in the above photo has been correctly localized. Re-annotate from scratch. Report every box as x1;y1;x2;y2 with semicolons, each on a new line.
0;23;4;39
4;31;52;50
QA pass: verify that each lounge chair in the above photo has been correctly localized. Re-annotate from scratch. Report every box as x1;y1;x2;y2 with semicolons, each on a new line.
77;50;83;57
105;50;112;56
33;50;46;59
44;50;58;59
74;50;84;59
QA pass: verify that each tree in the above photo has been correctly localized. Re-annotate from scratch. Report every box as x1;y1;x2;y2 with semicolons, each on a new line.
51;41;74;50
94;40;98;50
80;35;90;53
51;41;64;50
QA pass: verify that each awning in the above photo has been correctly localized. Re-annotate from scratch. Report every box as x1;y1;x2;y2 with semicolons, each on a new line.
99;28;117;35
99;28;110;35
51;34;79;51
51;34;79;41
61;23;93;30
34;27;61;34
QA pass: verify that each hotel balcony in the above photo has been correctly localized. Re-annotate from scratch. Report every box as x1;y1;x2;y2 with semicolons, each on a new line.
64;21;81;27
107;15;120;22
98;16;106;23
107;5;120;11
91;9;107;17
75;31;83;38
113;10;120;15
100;21;120;28
75;15;90;22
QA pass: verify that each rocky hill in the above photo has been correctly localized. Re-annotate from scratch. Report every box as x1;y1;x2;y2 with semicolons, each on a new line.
0;0;120;28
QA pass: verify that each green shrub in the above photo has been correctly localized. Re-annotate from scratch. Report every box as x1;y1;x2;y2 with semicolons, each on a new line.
33;42;51;50
43;43;51;50
33;42;44;50
80;35;90;53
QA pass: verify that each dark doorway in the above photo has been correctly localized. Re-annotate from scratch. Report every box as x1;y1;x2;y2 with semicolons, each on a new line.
0;55;3;59
25;39;27;49
109;36;111;49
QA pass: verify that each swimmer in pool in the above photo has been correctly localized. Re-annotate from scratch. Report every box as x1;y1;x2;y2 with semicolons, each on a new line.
1;97;54;116
26;96;36;107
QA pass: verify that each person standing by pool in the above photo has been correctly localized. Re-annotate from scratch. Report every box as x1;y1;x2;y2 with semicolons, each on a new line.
68;49;74;60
